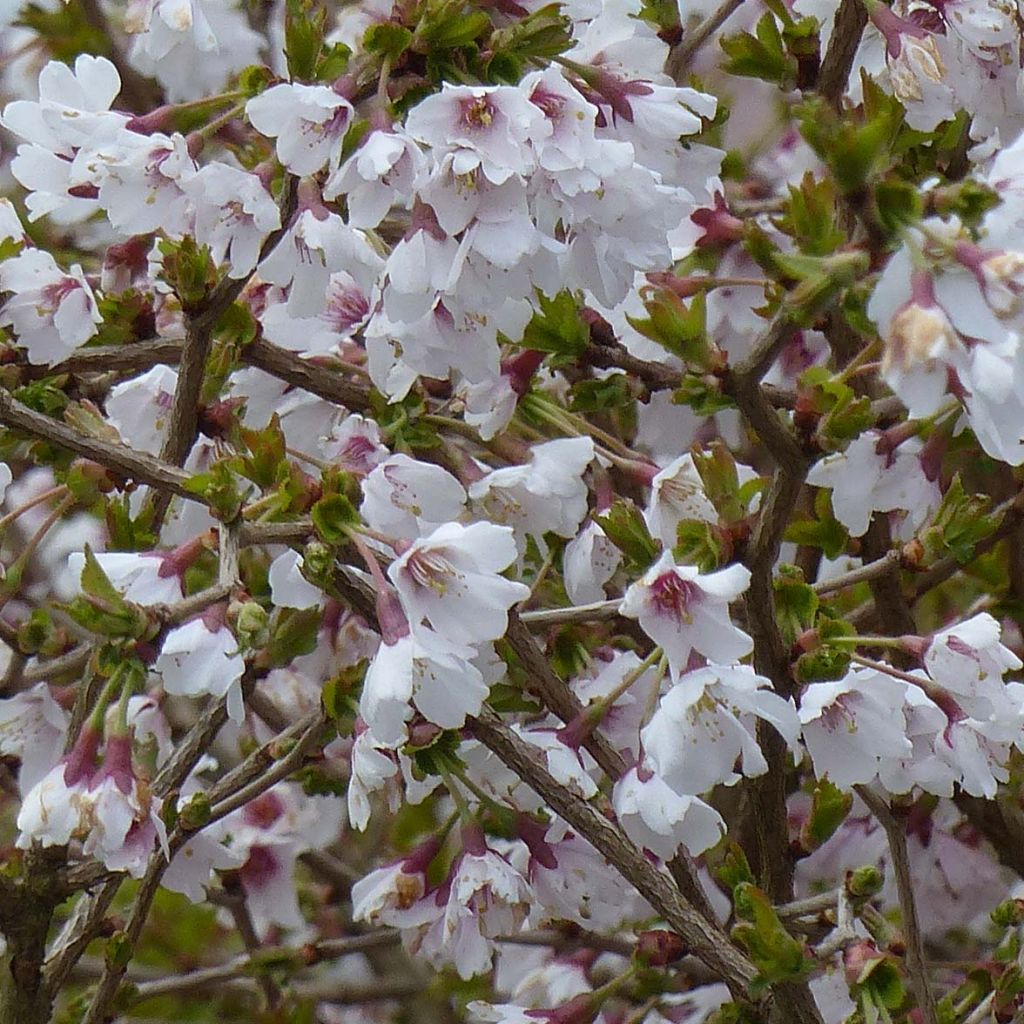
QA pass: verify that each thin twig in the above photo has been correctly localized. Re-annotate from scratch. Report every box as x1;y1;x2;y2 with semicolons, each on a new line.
856;786;938;1024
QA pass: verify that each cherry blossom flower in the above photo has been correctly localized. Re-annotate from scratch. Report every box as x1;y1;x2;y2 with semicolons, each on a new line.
360;592;489;744
799;668;919;790
642;664;800;794
405;83;546;185
409;826;532;979
16;723;101;850
185;163;281;278
154;605;246;723
388;521;531;645
469;437;594;551
613;764;726;858
105;364;179;455
563;520;622;605
361;454;467;540
324;127;425;228
268;548;323;610
619;553;753;677
0;683;68;794
246;83;355;177
642;453;718;549
806;430;940;537
0;249;102;364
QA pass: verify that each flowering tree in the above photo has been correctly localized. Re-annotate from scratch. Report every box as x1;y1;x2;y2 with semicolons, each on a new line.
4;0;1024;1022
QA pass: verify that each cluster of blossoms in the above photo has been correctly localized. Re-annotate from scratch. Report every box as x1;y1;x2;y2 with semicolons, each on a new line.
5;0;1024;1023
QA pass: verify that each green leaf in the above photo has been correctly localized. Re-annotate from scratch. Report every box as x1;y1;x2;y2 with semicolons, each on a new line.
521;290;590;359
784;486;849;559
720;13;796;88
919;473;999;566
569;374;633;412
414;1;491;49
672;373;736;416
78;544;124;606
793;616;854;683
773;564;818;646
731;882;809;985
798;778;852;853
185;461;250;522
284;0;326;80
595;499;659;569
673;520;723;573
237;414;288;489
263;606;323;668
157;236;214;311
311;493;360;545
364;22;413;58
774;173;844;257
627;289;718;368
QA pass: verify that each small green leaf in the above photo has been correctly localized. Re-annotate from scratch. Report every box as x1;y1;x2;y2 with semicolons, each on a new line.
364;22;412;58
799;778;852;852
311;493;360;545
595;499;659;569
284;0;326;80
520;290;590;360
773;564;818;646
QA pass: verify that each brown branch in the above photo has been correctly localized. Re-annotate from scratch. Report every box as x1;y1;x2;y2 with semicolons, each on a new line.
0;387;202;503
150;177;299;523
815;0;868;109
856;787;938;1024
128;931;402;1004
669;0;748;77
468;708;761;1002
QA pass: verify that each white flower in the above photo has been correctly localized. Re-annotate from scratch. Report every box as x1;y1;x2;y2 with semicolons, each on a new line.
643;453;718;549
413;830;531;979
105;365;179;455
268;549;322;610
642;664;800;793
246;83;355;177
924;613;1024;721
0;683;69;794
389;522;531;645
619;553;753;678
806;430;940;538
185;163;281;278
361;454;467;540
613;764;725;858
563;519;622;605
96;131;196;237
154;608;246;723
324;128;425;228
361;626;489;745
258;209;382;318
468;437;594;552
405;83;546;185
0;249;102;364
799;668;919;790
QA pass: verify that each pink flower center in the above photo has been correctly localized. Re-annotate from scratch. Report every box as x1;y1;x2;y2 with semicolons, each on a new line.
648;572;700;621
243;790;286;828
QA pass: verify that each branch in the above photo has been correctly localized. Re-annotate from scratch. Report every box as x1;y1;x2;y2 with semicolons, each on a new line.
150;176;299;522
669;0;748;76
856;787;938;1024
79;708;326;1024
469;708;760;1001
128;931;402;1003
0;388;202;503
815;0;868;109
